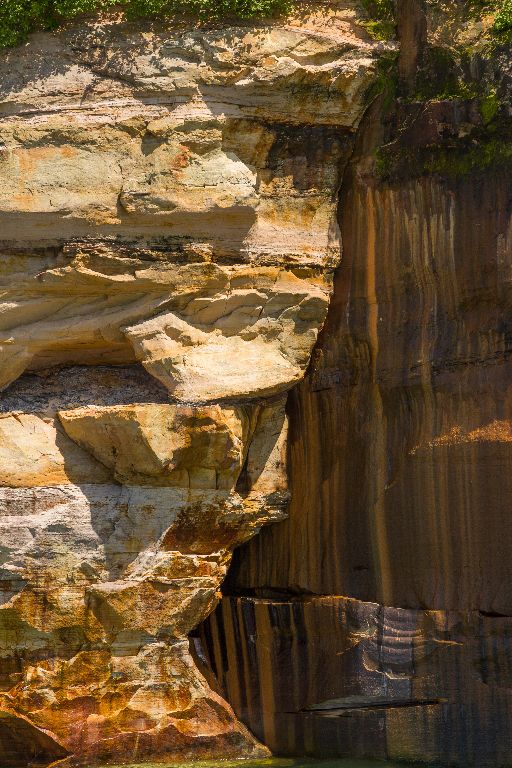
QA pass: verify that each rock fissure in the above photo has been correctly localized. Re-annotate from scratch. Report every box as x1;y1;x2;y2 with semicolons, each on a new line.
301;698;447;713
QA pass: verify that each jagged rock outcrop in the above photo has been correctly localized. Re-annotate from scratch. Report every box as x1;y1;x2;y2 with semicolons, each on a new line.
0;6;381;398
0;366;290;765
0;4;386;765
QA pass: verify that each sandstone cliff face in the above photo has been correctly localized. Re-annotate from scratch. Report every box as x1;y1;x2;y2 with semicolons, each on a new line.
0;5;385;765
203;3;512;766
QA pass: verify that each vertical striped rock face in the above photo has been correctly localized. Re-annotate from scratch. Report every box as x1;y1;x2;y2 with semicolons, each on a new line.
208;4;512;766
205;174;512;764
203;595;512;765
0;4;385;765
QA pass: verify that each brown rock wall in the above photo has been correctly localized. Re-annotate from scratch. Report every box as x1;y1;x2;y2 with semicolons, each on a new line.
212;56;512;763
228;168;512;612
202;595;512;765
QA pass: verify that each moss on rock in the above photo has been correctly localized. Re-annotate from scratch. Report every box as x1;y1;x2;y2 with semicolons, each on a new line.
359;0;396;41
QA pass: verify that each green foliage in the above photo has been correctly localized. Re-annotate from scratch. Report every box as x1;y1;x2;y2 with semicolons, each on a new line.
409;46;480;102
365;53;398;107
361;18;395;40
0;0;293;49
375;127;512;181
463;0;499;18
361;0;394;20
480;88;500;122
124;0;293;20
423;137;512;176
493;0;512;32
359;0;396;41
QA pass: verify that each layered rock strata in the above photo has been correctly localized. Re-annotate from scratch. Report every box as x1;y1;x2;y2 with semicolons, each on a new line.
0;6;380;398
0;5;385;765
0;367;289;765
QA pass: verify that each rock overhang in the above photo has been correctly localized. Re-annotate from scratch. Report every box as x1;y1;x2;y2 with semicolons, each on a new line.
0;5;389;763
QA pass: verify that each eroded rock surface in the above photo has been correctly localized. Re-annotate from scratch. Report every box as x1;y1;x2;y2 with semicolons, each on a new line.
0;4;385;764
0;5;384;401
0;366;289;764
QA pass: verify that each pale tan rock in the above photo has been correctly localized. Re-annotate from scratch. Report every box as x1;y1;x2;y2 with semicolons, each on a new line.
124;271;330;401
0;5;387;764
89;576;219;638
0;369;289;762
0;252;332;399
0;11;387;399
244;404;288;490
0;413;112;487
58;403;250;488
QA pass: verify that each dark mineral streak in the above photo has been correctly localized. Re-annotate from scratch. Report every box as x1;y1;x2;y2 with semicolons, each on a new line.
201;4;512;764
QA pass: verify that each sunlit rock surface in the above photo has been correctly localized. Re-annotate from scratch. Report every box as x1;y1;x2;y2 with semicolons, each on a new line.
0;5;383;400
0;4;385;765
0;366;289;764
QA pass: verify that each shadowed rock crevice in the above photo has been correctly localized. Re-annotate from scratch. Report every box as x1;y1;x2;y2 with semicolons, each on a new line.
0;713;69;767
301;698;447;713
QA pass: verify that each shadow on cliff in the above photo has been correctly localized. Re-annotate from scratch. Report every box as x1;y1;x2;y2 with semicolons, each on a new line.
0;39;72;108
0;205;257;256
0;712;69;767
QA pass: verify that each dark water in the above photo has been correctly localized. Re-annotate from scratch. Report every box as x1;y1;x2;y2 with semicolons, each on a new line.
92;760;411;767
